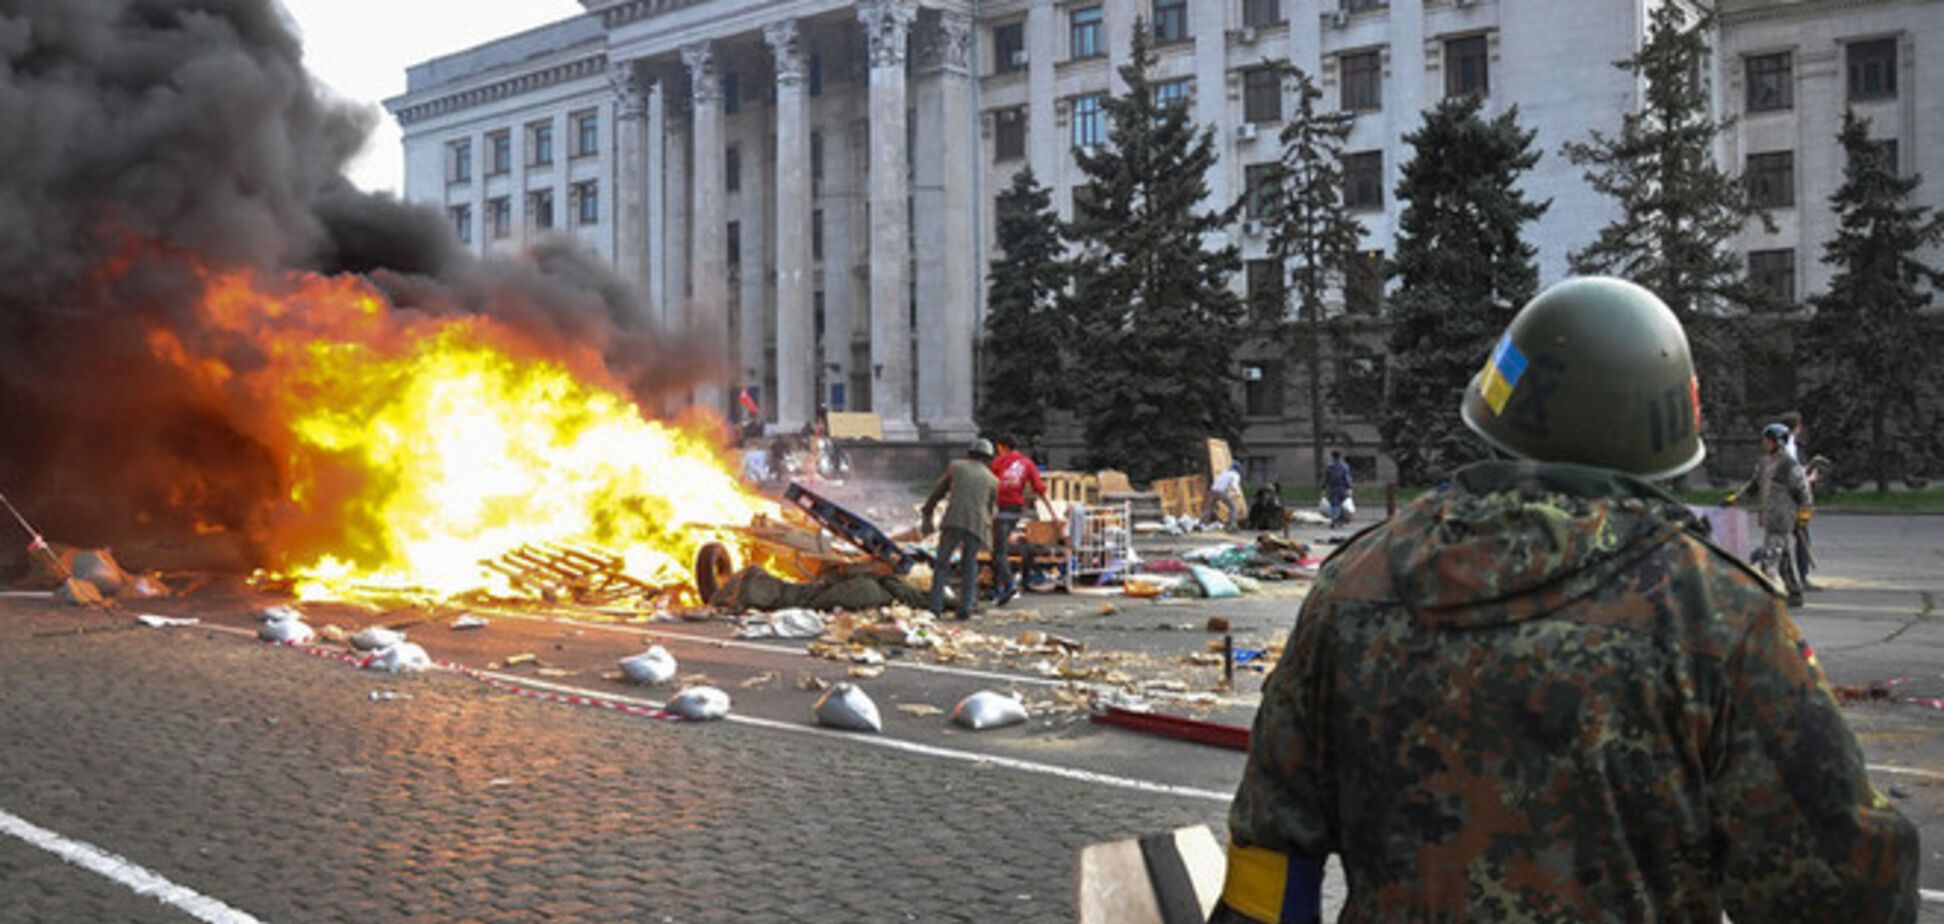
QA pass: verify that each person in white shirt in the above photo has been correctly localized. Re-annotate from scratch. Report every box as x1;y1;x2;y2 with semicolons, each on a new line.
1202;462;1247;531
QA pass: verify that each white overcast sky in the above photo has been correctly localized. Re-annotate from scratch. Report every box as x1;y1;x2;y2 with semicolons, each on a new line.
276;0;584;195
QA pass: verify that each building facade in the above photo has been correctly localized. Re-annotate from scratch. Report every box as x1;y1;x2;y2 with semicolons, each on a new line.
386;0;1939;483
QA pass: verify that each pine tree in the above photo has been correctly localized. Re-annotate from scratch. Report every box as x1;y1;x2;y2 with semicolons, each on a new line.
1381;97;1548;483
1563;3;1770;433
1063;24;1245;482
1797;111;1944;491
978;168;1070;443
1263;65;1363;485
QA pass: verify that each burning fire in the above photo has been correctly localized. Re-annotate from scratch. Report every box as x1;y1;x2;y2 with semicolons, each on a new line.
146;263;763;601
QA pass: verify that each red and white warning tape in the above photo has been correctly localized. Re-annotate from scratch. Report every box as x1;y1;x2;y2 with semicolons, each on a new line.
258;638;680;721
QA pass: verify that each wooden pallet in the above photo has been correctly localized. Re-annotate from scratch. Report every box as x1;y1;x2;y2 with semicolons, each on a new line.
480;542;660;605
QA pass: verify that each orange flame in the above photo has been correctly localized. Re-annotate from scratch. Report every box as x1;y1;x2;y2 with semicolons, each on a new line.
148;264;761;601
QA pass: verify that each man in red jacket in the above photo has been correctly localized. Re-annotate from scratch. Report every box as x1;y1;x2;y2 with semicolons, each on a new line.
989;433;1052;605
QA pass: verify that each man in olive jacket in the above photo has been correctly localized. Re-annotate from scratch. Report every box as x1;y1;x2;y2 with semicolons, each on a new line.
921;439;998;620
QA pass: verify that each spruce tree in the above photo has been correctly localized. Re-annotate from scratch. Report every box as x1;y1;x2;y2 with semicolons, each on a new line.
1797;111;1944;491
1563;3;1770;432
1063;25;1244;482
978;168;1070;443
1263;65;1363;485
1381;98;1548;483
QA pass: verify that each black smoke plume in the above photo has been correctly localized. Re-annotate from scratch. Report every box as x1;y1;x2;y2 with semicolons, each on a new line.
0;0;717;568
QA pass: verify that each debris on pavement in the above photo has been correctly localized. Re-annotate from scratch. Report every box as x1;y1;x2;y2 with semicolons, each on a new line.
619;645;679;685
134;614;199;628
350;626;405;651
365;642;432;673
667;686;731;721
501;652;538;667
952;691;1029;730
896;703;945;717
258;609;314;644
55;577;105;607
734;607;825;639
814;682;882;732
450;614;489;630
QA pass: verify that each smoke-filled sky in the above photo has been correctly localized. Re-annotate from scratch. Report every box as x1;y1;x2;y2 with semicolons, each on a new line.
276;0;580;194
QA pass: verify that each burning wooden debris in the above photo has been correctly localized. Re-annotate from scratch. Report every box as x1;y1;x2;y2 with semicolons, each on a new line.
479;542;666;606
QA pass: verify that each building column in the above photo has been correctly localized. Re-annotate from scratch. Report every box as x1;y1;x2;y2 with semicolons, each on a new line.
645;78;667;323
610;59;651;320
663;102;690;326
857;0;919;440
683;40;728;415
914;11;978;440
766;19;815;433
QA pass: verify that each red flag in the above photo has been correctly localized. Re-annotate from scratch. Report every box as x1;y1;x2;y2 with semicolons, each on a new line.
27;535;46;552
738;388;760;416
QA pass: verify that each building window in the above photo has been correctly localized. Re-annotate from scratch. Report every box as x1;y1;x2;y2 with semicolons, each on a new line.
448;139;472;184
726;145;742;193
1244;163;1278;219
1341;50;1382;111
1243;0;1283;28
809;54;823;96
1246;259;1284;323
1243;361;1284;417
811;131;825;193
1244;67;1282;123
572;180;598;225
449;205;472;244
727;220;741;267
1847;38;1896;101
487;197;510;239
1344;150;1383;209
1444;34;1489;99
1744;52;1792;112
812;209;825;261
1154;78;1193;109
1153;0;1189;44
1070;5;1104;60
994;21;1026;73
528;189;554;230
573;110;598;158
528;121;554;166
722;71;741;114
1346;249;1383;314
995;107;1027;161
1748;249;1795;303
486;131;511;176
1746;151;1794;208
1072;94;1106;148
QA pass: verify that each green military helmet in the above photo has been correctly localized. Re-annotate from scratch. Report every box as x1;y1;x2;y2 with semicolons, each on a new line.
1461;276;1706;480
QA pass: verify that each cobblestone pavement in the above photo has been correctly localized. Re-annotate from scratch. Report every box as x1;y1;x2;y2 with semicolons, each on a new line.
0;601;1232;923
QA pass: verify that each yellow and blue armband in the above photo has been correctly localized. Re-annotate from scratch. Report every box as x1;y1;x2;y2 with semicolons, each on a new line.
1208;845;1323;924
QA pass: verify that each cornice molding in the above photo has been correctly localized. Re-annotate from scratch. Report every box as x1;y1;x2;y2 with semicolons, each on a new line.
390;53;607;126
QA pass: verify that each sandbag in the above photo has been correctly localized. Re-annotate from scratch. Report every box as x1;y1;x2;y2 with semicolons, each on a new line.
737;608;826;639
351;626;405;651
365;642;431;673
668;686;731;721
951;691;1029;730
55;577;104;607
255;605;304;622
258;614;314;644
814;682;882;733
1189;564;1240;599
619;645;679;685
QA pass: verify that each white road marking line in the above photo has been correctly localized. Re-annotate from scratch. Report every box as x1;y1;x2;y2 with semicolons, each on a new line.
1925;889;1944;905
1867;763;1944;782
470;668;1236;804
0;806;263;924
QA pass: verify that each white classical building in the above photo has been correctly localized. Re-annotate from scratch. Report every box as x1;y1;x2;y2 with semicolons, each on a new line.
386;0;1939;479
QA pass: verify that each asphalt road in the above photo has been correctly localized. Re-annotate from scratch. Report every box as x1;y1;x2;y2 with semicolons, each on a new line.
0;512;1939;922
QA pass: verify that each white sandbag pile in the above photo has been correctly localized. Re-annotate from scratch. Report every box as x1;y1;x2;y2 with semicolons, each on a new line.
735;608;826;639
951;690;1030;731
257;607;314;644
364;642;432;674
619;645;679;685
667;686;731;721
813;682;882;733
350;626;405;651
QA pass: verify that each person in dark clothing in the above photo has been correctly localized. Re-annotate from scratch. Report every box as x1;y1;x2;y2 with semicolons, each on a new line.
921;439;999;620
1323;451;1354;528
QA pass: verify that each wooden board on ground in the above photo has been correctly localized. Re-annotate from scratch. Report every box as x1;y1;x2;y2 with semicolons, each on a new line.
1096;469;1136;496
1076;824;1225;924
826;412;883;440
1152;474;1208;520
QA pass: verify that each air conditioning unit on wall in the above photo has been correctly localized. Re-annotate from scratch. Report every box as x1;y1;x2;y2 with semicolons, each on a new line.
1010;49;1029;67
1243;219;1264;237
1236;122;1258;141
1238;26;1259;45
1330;8;1349;27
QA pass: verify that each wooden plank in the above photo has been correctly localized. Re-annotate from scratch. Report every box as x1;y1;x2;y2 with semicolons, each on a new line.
1076;825;1225;924
1205;438;1233;479
826;411;883;440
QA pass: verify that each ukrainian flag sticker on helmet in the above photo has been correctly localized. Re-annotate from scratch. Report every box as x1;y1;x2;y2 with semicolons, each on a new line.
1477;333;1528;415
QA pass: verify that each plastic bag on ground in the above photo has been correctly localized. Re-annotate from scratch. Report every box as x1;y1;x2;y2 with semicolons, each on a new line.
620;645;679;685
255;605;304;622
814;682;882;733
952;690;1029;730
365;642;431;673
351;626;406;651
134;614;198;628
668;686;731;721
259;614;314;644
737;608;826;639
1189;564;1240;599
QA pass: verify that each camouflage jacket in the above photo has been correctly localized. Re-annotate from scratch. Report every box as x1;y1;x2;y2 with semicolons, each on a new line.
1220;461;1916;923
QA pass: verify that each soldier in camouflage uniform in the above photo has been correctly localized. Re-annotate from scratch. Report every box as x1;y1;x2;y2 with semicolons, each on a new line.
1211;277;1917;924
1732;422;1810;607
